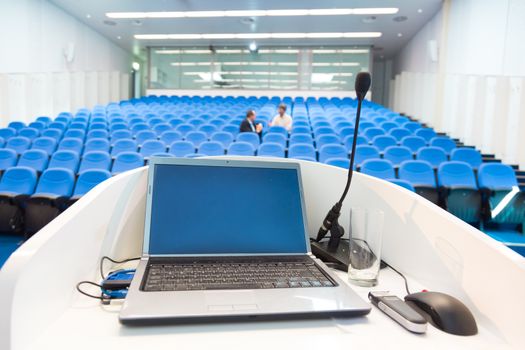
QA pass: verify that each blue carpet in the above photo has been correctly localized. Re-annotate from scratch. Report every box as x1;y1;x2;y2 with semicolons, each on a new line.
0;235;23;268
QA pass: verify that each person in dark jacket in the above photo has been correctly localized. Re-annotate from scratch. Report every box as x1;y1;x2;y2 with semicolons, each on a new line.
239;109;263;135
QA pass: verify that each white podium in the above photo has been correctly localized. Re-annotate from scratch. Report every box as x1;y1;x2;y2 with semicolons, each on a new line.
1;157;524;350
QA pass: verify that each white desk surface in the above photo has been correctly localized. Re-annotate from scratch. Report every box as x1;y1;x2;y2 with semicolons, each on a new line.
29;267;506;350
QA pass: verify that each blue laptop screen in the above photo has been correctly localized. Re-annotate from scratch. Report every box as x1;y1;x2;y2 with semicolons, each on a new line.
148;163;308;255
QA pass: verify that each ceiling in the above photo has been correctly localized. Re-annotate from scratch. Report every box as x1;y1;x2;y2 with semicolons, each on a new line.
50;0;443;58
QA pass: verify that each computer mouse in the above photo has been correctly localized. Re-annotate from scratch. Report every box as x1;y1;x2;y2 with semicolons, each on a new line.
404;291;478;336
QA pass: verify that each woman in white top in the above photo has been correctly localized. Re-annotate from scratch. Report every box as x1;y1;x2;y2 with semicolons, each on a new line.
269;103;293;131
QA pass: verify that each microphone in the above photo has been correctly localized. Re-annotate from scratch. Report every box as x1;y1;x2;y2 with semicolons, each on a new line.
311;72;371;269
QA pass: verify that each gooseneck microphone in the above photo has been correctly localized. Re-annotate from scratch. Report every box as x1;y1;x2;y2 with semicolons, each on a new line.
311;72;371;270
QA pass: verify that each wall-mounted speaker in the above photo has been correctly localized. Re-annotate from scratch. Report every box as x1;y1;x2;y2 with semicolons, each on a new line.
63;42;75;63
427;40;438;62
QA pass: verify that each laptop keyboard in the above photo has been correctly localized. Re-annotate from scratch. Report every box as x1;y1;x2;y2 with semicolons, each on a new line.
142;258;336;291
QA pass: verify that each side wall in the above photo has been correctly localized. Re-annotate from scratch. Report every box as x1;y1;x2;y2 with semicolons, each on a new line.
0;0;132;125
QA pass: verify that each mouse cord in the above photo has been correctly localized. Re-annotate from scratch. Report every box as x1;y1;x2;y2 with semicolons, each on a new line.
382;261;411;295
100;256;141;279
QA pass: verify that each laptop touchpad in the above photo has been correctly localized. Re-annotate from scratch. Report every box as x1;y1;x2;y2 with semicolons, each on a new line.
205;290;257;307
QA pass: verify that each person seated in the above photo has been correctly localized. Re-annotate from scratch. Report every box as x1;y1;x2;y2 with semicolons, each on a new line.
269;103;293;131
239;110;263;135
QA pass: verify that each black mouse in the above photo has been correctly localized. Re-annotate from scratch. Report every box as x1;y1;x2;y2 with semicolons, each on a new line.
404;292;478;336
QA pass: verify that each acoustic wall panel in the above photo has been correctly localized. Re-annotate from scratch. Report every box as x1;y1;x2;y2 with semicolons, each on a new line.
52;72;71;117
505;78;525;166
71;71;86;112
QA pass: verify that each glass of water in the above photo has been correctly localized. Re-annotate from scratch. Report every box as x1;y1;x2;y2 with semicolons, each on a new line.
347;208;384;286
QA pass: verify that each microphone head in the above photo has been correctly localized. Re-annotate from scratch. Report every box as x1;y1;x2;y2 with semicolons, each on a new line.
355;72;371;101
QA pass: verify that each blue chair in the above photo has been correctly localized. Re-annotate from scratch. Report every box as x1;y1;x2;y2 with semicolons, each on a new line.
415;128;437;142
360;159;395;180
89;122;108;131
338;127;355;139
168;118;185;128
450;148;482;170
316;134;341;150
0;166;38;232
48;121;67;131
438;161;481;223
209;119;225;128
84;138;110;154
364;127;385;140
63;129;85;141
153;123;172;136
29;121;46;131
135;130;157;145
18;127;40;140
78;151;111;174
198;124;218;137
140;140;166;157
257;143;285;158
147;117;164;127
110;130;133;143
17;150;49;173
112;152;144;174
288;144;316;161
478;163;525;228
6;136;31;155
0;136;4;148
176;124;195;136
69;122;87;131
344;135;369;151
31;137;57;156
417;147;448;168
268;126;288;136
111;139;137;157
48;150;80;173
380;122;398;132
319;144;347;163
129;123;148;135
169;141;195;157
191;138;221;155
314;127;335;137
389;179;415;192
401;136;427;153
87;130;109;140
292;126;311;135
236;133;260;149
160;131;182;145
325;158;350;169
0;127;17;141
211;132;234;148
358;122;375;131
227;142;255;156
58;138;83;154
402;121;422;132
0;149;18;171
263;133;287;148
398;160;439;204
383;146;413;167
372;135;397;152
8;121;26;131
430;136;456;155
222;125;239;136
71;170;112;199
353;145;380;167
36;116;52;125
290;133;313;146
41;128;63;141
24;168;76;234
185;131;208;147
389;128;411;141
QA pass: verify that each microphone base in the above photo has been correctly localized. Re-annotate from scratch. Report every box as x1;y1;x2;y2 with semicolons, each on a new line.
310;240;350;272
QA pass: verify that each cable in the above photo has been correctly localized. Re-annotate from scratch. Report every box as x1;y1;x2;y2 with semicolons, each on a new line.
382;261;411;295
76;281;109;301
100;256;140;279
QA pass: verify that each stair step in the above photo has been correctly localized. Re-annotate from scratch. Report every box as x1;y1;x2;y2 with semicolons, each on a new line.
482;154;496;159
482;158;501;163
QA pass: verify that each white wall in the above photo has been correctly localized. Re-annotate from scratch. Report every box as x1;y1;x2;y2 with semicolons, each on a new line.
0;0;132;125
390;0;525;168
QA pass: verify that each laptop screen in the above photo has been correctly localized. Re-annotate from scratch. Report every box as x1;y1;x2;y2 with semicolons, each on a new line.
147;162;308;255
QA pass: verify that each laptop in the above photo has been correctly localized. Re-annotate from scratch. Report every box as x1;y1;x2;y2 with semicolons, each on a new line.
120;157;370;324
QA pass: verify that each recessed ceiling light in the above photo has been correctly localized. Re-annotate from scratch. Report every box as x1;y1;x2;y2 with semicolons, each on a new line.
417;9;423;13
117;36;122;40
132;62;140;70
107;8;399;19
86;14;91;19
134;32;382;40
397;33;403;37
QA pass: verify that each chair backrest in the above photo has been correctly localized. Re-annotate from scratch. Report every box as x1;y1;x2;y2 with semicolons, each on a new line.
0;166;38;195
257;142;285;158
227;141;255;156
450;148;482;169
31;137;57;155
79;151;112;174
63;129;85;141
438;161;477;189
84;138;110;154
185;131;208;147
325;158;350;169
360;159;395;179
28;121;46;131
0;149;18;171
8;121;26;131
344;135;369;150
87;130;109;140
380;121;398;132
415;128;437;142
0;127;17;141
153;123;172;135
48;150;80;172
73;170;112;197
112;152;144;174
41;128;63;141
236;132;260;148
314;126;335;137
169;141;196;157
263;133;287;147
389;179;415;192
110;129;133;142
140;140;166;157
430;136;456;154
383;146;413;166
364;127;385;140
176;123;195;136
18;127;40;140
288;143;316;161
398;160;437;187
17;149;49;172
289;133;313;145
222;125;239;136
210;132;234;148
319;144;347;163
402;121;422;132
197;141;225;156
478;163;518;191
354;145;380;166
6;136;31;154
268;125;288;136
111;139;137;156
58;137;83;154
372;135;397;151
135;130;157;145
401;136;427;153
34;168;75;196
198;124;218;137
389;127;411;141
160;130;182;145
89;122;108;131
416;146;448;168
338;126;355;139
292;126;311;135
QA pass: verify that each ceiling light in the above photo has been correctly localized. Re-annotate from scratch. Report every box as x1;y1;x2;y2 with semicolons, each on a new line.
417;9;423;13
397;33;403;37
132;62;140;70
249;42;258;52
86;14;91;19
135;32;382;40
107;8;399;19
312;49;369;54
311;73;334;83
